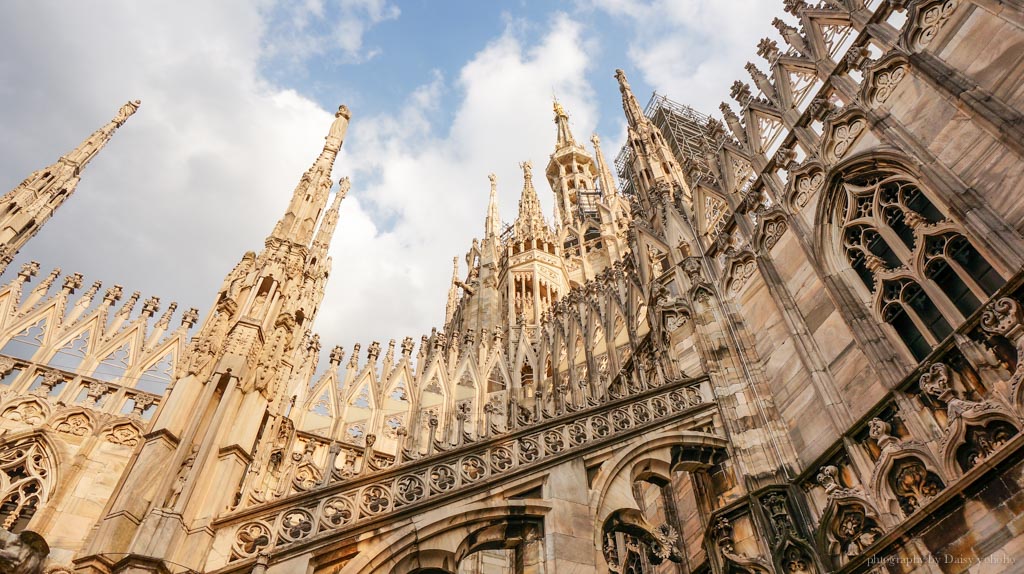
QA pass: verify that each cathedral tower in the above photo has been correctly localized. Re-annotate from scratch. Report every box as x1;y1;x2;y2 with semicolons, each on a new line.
504;161;566;327
0;101;141;274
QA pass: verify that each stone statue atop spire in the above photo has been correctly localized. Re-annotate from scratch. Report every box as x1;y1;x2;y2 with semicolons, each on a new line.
552;99;577;148
485;173;501;239
615;68;647;128
113;100;141;126
325;105;352;153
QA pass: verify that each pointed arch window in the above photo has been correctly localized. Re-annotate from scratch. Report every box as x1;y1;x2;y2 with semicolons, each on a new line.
0;438;54;532
833;165;1004;360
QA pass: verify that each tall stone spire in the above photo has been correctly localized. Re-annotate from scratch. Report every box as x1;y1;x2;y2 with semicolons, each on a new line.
271;105;350;247
0;99;141;273
445;256;460;325
546;102;598;228
485;173;501;239
553;100;576;148
81;105;353;574
614;69;692;210
615;69;646;128
310;176;350;262
513;161;550;240
591;133;618;197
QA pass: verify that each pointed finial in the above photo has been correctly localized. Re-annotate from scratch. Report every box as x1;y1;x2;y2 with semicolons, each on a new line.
329;345;344;365
615;68;646;127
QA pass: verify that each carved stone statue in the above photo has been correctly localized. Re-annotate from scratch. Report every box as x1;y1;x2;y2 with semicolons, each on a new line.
166;447;199;508
0;530;49;574
113;100;141;126
325;105;352;150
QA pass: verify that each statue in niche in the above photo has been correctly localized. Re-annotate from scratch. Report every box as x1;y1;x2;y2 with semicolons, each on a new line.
252;360;279;399
220;251;255;305
165;447;199;508
250;288;269;317
183;338;217;382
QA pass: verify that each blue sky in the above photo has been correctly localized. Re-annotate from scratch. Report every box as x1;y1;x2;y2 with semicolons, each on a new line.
0;0;784;351
258;1;641;140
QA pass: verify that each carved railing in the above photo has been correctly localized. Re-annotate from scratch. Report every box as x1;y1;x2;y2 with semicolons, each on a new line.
0;354;162;422
215;375;714;565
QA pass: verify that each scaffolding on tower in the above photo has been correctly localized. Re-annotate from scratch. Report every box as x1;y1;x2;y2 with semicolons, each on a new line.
615;92;727;198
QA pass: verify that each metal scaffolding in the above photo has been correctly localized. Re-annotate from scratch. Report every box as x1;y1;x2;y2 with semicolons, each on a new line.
615;92;726;197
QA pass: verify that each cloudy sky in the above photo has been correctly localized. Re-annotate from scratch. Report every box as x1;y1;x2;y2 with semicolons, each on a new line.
0;0;782;354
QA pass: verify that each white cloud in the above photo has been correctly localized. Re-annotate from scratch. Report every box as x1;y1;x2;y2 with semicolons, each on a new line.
588;0;783;115
0;1;337;334
322;13;602;347
0;2;603;357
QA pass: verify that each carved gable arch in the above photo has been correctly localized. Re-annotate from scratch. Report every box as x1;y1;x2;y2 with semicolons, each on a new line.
102;420;144;448
861;52;910;108
1;398;51;427
754;208;789;253
939;404;1019;479
723;251;758;296
48;408;97;438
786;160;825;213
867;439;946;520
900;0;961;53
820;108;868;166
815;489;886;568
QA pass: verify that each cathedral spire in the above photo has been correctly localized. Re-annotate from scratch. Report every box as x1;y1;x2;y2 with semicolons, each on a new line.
310;176;350;263
513;160;549;240
445;256;460;326
485;173;501;239
0;99;141;273
553;100;576;148
591;133;618;197
615;69;646;128
270;105;351;247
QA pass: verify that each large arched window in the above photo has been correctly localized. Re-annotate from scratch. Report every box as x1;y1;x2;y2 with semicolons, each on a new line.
831;162;1004;361
0;437;55;532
